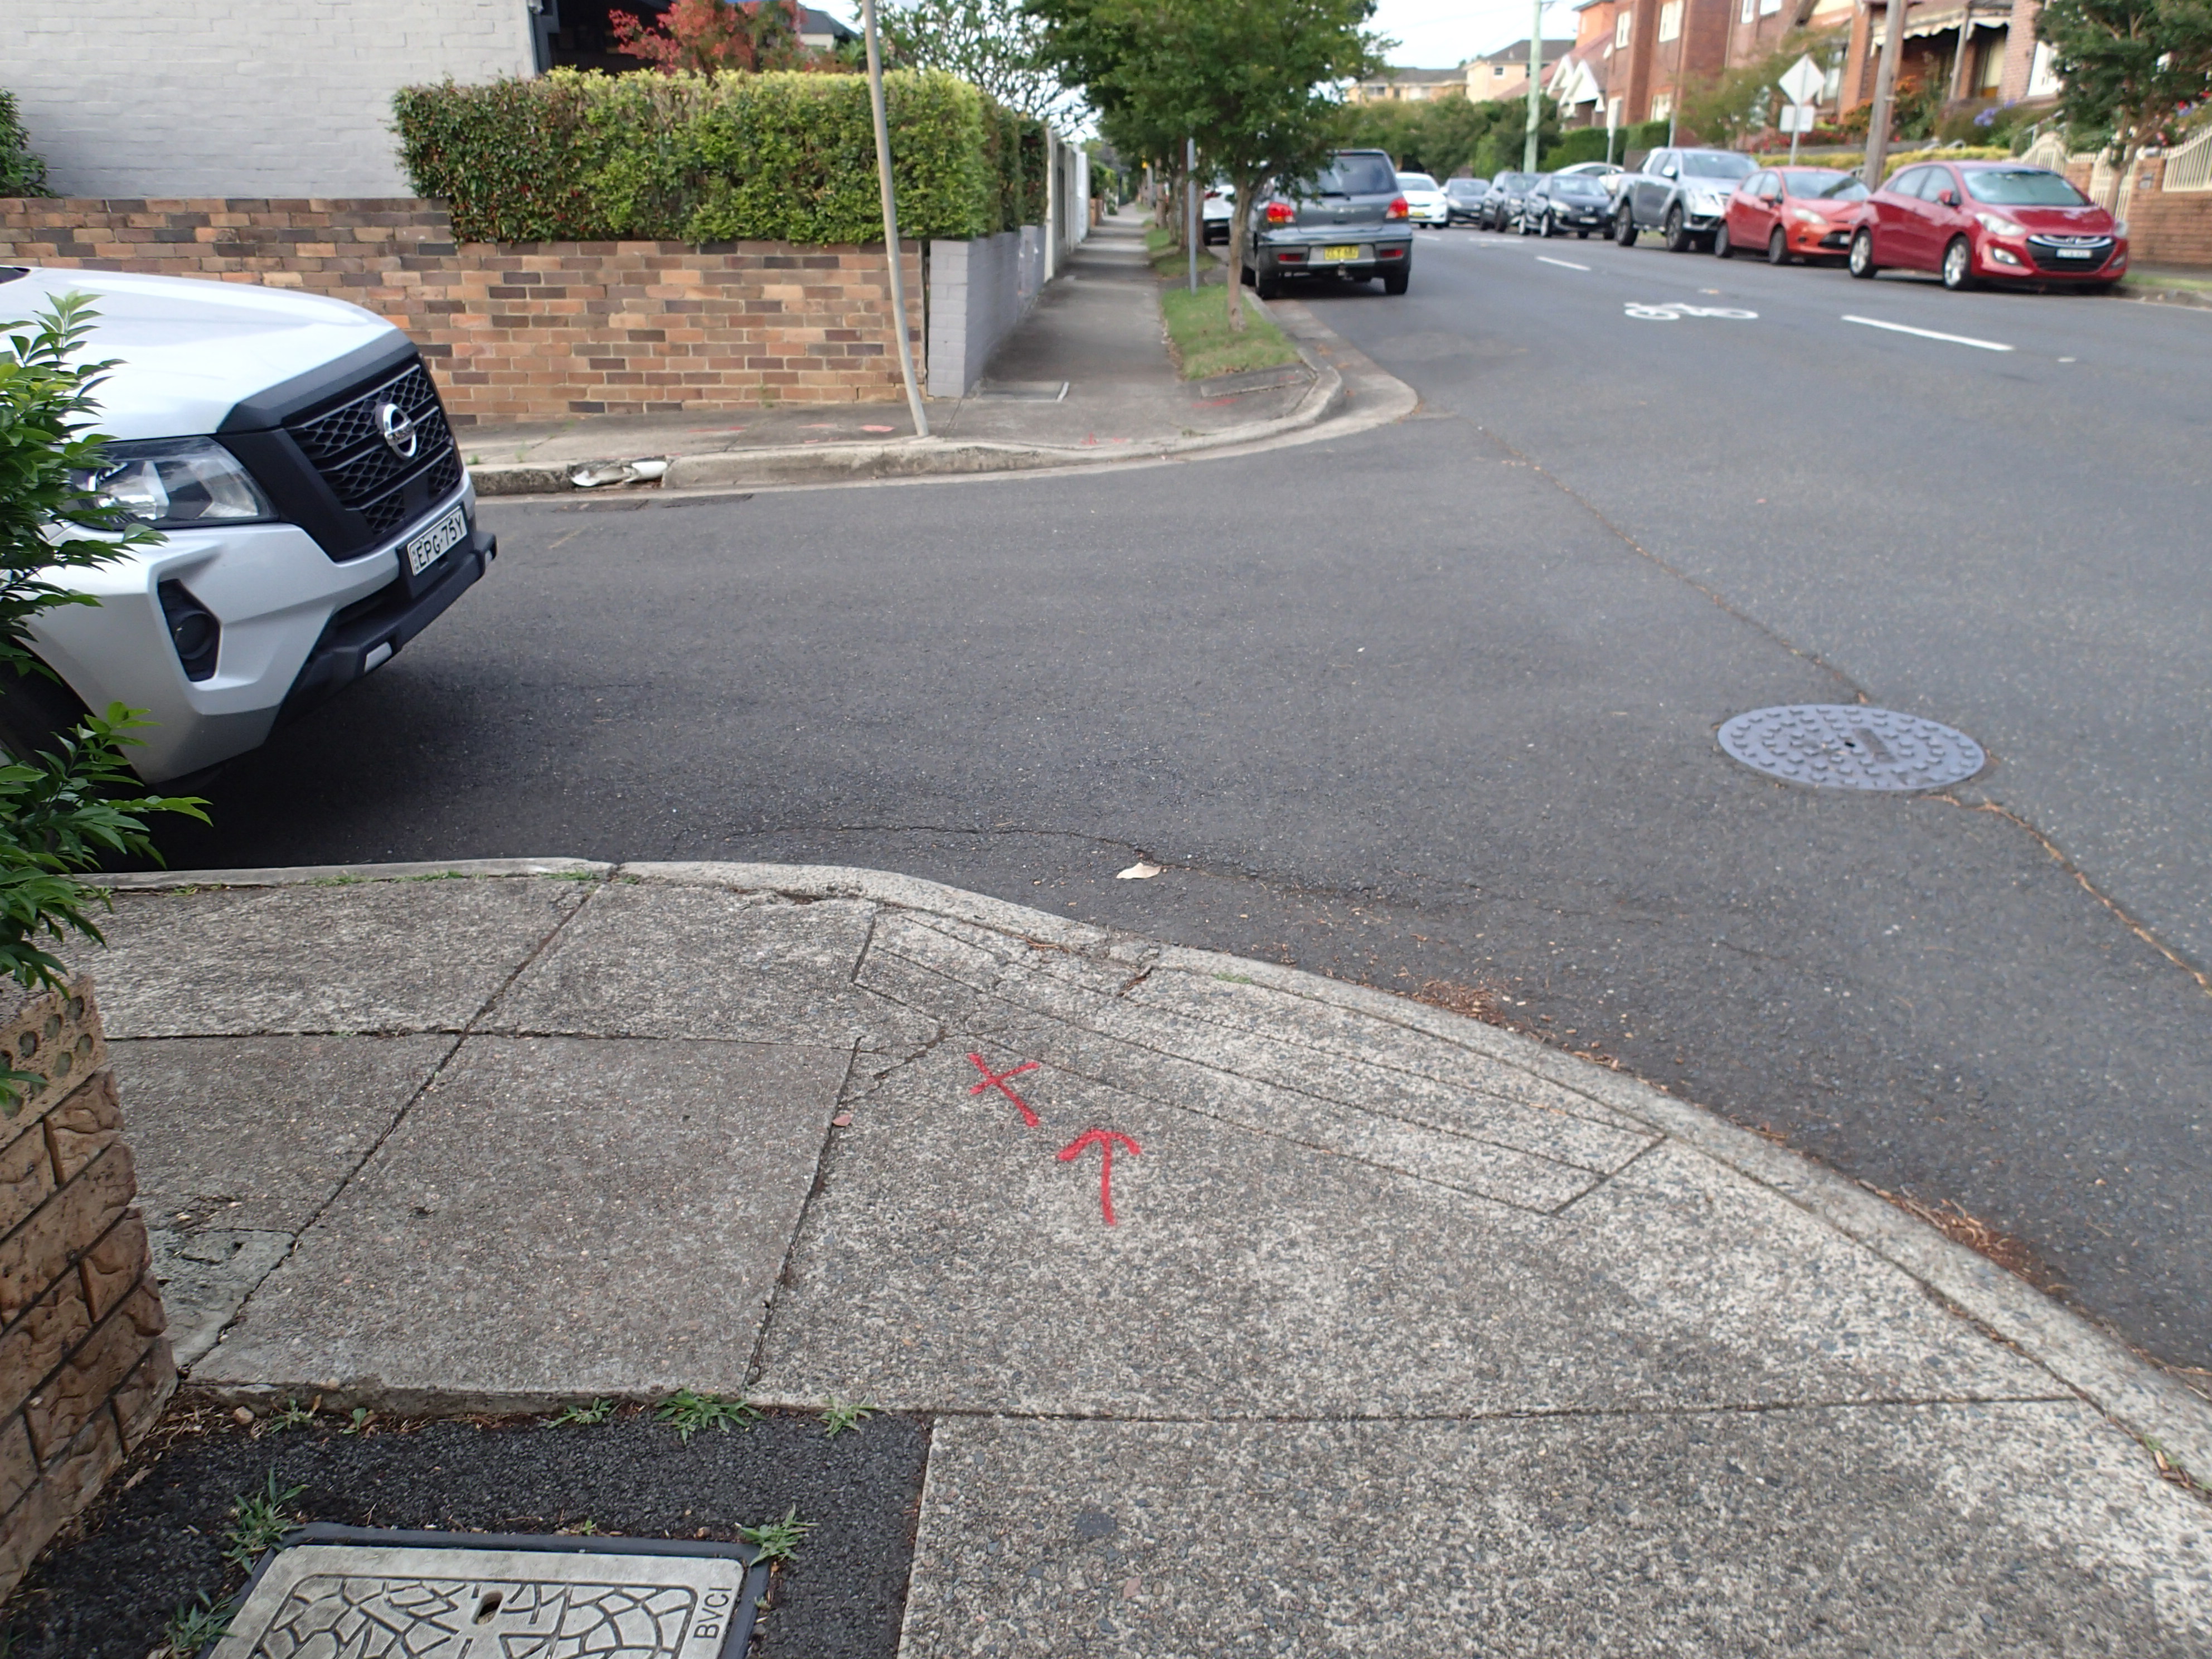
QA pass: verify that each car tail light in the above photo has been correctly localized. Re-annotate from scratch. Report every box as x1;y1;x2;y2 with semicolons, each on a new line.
1387;196;1409;220
1264;201;1296;224
1379;246;1405;259
1276;249;1307;263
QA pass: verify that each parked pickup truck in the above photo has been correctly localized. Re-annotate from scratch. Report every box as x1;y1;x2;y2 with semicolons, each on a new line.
1;266;493;782
1613;147;1759;252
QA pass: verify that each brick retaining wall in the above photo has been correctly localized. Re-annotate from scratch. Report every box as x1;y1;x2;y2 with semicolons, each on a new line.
0;977;171;1598
0;198;927;425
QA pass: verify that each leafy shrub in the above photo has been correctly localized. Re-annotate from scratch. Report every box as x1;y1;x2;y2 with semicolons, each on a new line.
0;298;205;995
1;91;51;198
394;68;1042;244
1541;127;1626;169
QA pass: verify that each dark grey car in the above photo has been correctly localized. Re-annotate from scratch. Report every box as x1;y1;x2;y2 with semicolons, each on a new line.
1520;172;1613;237
1444;177;1487;225
1482;171;1540;231
1245;149;1414;297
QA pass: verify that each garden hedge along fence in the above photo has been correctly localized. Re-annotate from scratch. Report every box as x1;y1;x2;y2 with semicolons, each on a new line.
394;69;1048;246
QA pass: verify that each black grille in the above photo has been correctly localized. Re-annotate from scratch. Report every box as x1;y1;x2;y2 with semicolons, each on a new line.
283;362;460;542
2026;237;2113;273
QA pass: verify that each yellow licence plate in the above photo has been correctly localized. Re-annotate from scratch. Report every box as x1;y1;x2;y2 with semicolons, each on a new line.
1320;245;1361;262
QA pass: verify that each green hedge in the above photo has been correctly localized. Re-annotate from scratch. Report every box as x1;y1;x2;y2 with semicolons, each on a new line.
393;69;1044;245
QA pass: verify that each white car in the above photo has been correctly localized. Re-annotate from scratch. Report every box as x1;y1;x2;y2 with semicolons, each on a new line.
1396;172;1451;228
1201;185;1235;244
1;266;493;782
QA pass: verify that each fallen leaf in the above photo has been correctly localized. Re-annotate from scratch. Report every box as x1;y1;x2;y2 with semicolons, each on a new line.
1116;862;1163;880
832;1112;853;1127
862;424;896;433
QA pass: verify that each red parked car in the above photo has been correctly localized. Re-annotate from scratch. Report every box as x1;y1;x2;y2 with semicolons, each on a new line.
1847;160;2128;291
1717;167;1868;264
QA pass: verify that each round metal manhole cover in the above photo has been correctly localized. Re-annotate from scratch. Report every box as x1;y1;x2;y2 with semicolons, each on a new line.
1717;705;1985;792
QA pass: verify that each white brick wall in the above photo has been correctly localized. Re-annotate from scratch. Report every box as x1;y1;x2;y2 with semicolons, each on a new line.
9;1;539;197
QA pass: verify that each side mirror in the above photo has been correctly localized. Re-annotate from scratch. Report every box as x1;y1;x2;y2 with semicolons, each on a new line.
1941;190;1961;207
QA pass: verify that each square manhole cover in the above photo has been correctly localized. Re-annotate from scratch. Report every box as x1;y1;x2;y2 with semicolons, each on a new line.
209;1525;767;1658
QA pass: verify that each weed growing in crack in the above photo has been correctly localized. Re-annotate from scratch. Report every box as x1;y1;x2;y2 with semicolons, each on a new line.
341;1408;373;1435
164;1591;231;1655
739;1507;813;1567
655;1388;759;1442
222;1471;305;1569
551;1398;617;1427
265;1398;317;1432
819;1398;876;1437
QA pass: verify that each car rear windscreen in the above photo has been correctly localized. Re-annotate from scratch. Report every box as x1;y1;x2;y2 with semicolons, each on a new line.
1319;154;1400;194
1681;152;1756;179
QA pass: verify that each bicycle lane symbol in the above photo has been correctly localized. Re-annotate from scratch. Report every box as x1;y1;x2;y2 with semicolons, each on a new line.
1624;301;1759;321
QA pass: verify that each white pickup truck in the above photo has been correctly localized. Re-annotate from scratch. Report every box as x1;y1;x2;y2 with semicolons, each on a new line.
2;265;493;781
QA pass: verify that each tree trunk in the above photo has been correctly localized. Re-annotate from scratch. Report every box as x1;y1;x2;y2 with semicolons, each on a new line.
1224;166;1265;332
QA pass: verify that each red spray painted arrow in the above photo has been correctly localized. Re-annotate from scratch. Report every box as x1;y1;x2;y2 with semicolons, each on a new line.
966;1053;1041;1127
1057;1128;1142;1226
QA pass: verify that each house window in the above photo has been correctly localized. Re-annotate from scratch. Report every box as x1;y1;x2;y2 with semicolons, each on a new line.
1658;1;1682;42
1614;11;1631;47
1740;0;1753;22
1759;0;1781;14
1495;63;1508;75
1651;90;1674;118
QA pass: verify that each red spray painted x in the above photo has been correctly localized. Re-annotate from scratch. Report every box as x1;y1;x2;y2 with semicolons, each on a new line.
966;1052;1041;1127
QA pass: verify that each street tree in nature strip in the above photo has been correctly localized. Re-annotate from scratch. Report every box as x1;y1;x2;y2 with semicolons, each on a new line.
2036;0;2212;206
886;0;1086;122
1031;0;1384;331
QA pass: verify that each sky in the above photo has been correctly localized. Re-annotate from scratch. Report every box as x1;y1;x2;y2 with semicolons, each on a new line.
808;0;1582;77
1371;0;1581;67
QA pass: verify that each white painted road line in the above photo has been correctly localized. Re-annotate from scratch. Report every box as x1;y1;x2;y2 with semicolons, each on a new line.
1841;314;2015;352
1536;256;1591;271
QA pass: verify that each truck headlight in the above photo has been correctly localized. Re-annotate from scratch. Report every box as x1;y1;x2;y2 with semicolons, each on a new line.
70;438;273;529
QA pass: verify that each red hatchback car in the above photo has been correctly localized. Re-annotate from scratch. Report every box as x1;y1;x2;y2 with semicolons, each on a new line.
1847;160;2128;291
1718;166;1870;264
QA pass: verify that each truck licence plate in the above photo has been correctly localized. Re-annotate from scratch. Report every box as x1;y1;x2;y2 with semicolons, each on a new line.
405;507;467;576
1321;245;1361;262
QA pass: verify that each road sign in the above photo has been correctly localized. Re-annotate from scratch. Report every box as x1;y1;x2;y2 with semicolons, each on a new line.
1778;105;1818;132
1779;54;1825;108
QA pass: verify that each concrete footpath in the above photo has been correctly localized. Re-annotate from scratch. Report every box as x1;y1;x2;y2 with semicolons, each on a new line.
460;211;1413;496
82;860;2212;1653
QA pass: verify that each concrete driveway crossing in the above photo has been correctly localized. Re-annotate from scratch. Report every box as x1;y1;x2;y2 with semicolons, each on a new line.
88;862;2212;1655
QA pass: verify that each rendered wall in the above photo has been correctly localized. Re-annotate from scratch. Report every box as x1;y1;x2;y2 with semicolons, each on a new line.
925;230;1045;399
9;0;538;197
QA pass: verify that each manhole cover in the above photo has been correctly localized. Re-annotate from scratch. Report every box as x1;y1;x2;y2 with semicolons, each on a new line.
214;1525;766;1657
1716;705;1985;792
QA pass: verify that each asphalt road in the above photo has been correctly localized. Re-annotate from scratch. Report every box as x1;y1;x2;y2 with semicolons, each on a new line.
145;231;2212;1377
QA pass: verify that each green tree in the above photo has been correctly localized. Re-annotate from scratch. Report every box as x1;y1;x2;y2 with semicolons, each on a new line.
1032;0;1383;329
0;298;205;997
2037;0;2212;195
885;0;1081;119
1675;28;1843;148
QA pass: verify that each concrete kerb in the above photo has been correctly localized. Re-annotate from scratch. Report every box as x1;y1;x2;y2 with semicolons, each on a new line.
464;314;1353;499
99;856;2212;1484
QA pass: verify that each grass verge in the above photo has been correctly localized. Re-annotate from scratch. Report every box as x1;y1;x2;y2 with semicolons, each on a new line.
1159;284;1302;380
2121;268;2212;295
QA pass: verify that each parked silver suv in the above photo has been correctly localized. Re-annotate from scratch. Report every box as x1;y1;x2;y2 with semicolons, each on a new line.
1243;150;1414;298
1614;148;1758;252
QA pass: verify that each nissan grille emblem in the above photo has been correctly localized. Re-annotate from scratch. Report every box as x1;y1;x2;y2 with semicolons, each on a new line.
376;401;419;460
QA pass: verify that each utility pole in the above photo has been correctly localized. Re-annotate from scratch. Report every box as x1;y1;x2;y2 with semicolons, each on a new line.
860;0;926;437
1862;0;1906;185
1666;0;1689;147
1522;0;1545;172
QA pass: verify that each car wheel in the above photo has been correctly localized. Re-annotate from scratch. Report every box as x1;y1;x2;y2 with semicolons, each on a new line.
1578;229;1590;239
1941;235;1975;291
1714;221;1733;259
1767;226;1789;265
1255;270;1284;299
1382;268;1410;295
1849;227;1879;279
1616;206;1637;246
1541;213;1559;239
1663;205;1691;253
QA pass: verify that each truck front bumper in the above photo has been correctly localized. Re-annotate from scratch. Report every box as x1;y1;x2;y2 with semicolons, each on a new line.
27;478;491;782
